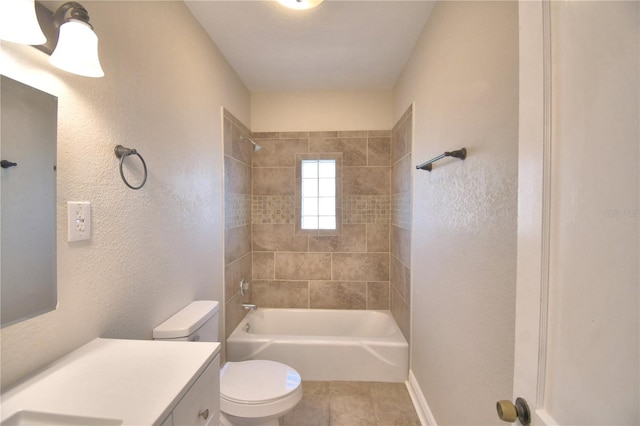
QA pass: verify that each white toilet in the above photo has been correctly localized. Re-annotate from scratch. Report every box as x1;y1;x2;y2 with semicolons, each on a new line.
153;301;302;426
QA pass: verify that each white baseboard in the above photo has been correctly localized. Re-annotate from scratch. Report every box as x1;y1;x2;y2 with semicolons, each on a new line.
405;370;437;426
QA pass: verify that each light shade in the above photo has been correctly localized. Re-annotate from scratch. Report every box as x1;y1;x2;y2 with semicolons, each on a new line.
49;20;104;78
0;0;46;45
277;0;324;10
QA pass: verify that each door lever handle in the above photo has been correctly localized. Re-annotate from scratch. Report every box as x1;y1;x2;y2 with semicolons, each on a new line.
1;160;17;169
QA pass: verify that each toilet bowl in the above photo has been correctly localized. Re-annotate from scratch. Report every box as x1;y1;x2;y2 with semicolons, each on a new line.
153;301;302;426
220;360;302;426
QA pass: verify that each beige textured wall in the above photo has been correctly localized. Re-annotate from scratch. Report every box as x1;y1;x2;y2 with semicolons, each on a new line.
394;1;518;424
250;131;392;310
0;1;249;388
251;90;394;132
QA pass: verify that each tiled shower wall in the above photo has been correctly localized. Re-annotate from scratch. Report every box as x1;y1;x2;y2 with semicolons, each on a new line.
390;106;412;341
250;130;392;312
223;109;253;341
223;108;412;343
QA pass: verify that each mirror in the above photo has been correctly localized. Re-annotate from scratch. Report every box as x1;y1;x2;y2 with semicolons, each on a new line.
1;75;57;327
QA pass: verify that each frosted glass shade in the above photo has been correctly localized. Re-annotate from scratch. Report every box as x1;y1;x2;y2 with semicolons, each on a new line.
277;0;324;10
50;20;104;78
0;0;46;45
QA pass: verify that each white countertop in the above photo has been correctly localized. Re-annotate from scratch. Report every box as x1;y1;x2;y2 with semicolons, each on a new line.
1;338;221;425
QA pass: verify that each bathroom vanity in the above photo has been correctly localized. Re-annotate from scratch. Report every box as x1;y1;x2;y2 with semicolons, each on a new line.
0;338;220;425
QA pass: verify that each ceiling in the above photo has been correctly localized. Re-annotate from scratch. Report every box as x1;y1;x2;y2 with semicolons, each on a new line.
184;1;435;92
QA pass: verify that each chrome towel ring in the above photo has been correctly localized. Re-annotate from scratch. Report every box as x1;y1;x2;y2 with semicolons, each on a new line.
114;145;147;190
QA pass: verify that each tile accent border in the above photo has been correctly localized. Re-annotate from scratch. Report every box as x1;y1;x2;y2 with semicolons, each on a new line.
392;192;411;229
252;195;295;224
343;195;391;224
226;193;252;228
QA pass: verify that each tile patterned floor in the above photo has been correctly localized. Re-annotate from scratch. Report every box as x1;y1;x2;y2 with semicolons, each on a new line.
283;381;422;426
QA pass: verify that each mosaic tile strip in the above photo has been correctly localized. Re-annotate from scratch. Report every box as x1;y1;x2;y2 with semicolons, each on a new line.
252;195;295;224
343;195;390;224
226;193;251;228
392;192;411;230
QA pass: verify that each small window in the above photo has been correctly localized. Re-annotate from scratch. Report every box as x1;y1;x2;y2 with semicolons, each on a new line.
301;159;336;230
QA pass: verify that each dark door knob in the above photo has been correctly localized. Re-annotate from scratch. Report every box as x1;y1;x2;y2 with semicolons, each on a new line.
1;160;17;168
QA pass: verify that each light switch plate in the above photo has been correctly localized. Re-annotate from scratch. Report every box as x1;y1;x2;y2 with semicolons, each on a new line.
67;201;91;242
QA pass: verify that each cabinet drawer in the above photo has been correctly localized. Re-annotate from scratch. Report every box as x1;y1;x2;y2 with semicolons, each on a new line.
172;354;220;426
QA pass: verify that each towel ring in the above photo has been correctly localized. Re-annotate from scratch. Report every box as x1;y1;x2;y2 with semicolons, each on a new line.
114;145;147;190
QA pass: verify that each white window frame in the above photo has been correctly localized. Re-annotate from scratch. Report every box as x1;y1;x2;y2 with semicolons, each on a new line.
300;159;337;230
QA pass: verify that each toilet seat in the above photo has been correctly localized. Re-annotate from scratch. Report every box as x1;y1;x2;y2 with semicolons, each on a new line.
220;360;302;419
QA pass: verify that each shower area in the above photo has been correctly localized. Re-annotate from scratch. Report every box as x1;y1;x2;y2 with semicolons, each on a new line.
222;106;413;375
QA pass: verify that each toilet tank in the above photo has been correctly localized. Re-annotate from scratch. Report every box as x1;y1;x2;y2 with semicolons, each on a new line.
153;300;219;342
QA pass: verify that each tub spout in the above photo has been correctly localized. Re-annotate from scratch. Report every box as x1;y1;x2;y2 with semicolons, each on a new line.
242;303;257;310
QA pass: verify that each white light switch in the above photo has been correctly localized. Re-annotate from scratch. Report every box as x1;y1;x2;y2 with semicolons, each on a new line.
67;201;91;242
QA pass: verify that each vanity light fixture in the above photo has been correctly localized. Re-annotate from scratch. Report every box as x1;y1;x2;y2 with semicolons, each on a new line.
0;1;104;78
0;0;47;45
47;2;104;78
277;0;324;10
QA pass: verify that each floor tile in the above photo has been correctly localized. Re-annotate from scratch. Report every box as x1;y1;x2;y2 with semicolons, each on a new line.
282;381;421;426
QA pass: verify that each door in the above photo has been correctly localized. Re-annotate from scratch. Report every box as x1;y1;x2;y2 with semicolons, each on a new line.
512;1;639;424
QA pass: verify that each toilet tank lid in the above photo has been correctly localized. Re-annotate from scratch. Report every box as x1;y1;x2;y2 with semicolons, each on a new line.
153;300;219;339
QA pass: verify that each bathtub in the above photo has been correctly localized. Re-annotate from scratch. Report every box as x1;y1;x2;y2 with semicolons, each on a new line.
226;308;408;382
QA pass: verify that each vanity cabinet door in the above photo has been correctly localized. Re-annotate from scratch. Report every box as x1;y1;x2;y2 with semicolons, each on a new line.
172;355;220;426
